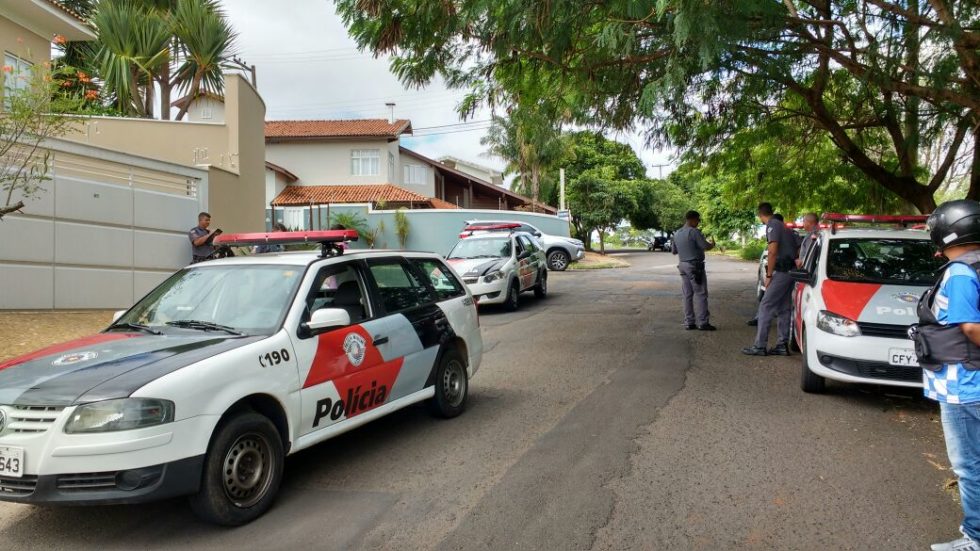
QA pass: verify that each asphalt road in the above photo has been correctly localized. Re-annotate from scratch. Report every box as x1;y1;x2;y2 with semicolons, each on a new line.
0;252;960;550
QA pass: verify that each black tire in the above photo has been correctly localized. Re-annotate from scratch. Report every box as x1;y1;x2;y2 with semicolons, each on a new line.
534;271;548;298
504;280;520;311
189;411;284;526
800;328;826;393
428;347;469;418
547;249;570;271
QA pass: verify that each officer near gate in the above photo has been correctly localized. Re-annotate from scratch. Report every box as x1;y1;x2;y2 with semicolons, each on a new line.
742;202;797;356
911;200;980;551
672;210;716;331
188;212;220;264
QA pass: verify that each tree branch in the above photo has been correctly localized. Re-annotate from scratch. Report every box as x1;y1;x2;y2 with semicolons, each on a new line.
927;118;970;192
0;200;25;220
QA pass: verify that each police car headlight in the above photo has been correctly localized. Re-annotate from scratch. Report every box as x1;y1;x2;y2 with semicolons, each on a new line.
64;398;175;434
484;270;505;283
816;310;861;338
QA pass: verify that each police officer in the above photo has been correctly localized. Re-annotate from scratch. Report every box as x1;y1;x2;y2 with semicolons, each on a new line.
188;212;220;263
742;202;797;356
913;200;980;551
672;210;716;331
797;212;819;267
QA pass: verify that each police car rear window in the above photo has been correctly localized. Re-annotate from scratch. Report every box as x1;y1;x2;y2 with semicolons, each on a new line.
826;238;942;285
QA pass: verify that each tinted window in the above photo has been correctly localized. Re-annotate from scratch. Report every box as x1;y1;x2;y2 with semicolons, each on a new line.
520;235;539;253
369;259;435;312
826;238;942;285
306;262;369;323
413;259;465;300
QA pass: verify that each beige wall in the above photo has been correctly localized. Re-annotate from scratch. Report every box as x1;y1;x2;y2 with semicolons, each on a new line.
0;16;49;65
398;155;437;196
61;75;267;232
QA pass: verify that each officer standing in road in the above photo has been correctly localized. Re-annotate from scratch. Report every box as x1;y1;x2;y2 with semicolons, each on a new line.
912;200;980;551
742;202;797;356
672;210;716;331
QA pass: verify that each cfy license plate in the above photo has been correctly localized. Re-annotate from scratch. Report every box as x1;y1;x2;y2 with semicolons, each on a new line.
888;348;919;367
0;446;24;478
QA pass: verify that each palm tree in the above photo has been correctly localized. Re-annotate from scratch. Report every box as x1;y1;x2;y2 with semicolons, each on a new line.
84;0;236;119
482;106;563;210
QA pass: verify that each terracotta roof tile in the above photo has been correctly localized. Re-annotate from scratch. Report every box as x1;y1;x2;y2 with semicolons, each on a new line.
428;197;460;210
264;161;298;183
44;0;89;24
272;184;436;207
265;119;412;141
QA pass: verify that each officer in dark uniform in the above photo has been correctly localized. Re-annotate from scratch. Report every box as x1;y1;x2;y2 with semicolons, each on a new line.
742;202;797;356
672;210;716;330
188;212;220;263
911;200;980;551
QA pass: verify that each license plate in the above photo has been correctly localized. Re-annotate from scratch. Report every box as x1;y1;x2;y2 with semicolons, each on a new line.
0;446;24;478
889;348;919;367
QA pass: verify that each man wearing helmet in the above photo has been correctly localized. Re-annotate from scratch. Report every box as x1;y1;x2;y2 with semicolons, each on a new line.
916;200;980;551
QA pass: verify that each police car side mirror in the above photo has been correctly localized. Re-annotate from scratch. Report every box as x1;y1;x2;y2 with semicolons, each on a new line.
305;308;351;335
111;310;126;323
789;269;813;286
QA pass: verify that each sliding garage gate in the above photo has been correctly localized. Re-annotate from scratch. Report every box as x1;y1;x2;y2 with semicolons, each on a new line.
0;140;207;309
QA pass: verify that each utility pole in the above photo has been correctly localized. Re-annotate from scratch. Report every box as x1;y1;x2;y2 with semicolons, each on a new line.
559;168;566;211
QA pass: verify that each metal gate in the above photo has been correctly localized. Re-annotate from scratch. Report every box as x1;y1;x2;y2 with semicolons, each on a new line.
0;139;208;309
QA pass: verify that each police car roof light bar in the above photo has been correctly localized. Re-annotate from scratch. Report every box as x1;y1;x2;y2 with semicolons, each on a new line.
459;223;523;238
821;213;928;234
213;230;359;257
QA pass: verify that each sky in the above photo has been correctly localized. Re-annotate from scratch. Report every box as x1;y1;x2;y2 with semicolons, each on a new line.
219;0;675;181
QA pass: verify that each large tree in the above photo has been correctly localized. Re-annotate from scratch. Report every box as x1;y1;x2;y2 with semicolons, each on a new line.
336;0;980;213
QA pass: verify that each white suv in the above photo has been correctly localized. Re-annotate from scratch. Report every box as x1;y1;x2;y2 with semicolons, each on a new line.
0;232;482;525
462;220;584;271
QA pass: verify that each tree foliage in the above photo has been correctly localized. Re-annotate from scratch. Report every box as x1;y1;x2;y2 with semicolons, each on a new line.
336;0;980;213
1;64;80;219
59;0;237;120
567;171;637;253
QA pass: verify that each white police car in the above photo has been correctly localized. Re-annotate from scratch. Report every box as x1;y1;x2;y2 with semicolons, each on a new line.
791;215;942;392
446;227;548;311
0;231;482;525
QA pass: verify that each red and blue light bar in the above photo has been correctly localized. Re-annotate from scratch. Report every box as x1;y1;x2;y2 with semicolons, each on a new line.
821;213;928;234
214;230;358;257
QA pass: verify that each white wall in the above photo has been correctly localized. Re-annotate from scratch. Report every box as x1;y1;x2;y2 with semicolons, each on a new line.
266;139;402;187
264;167;289;205
0;140;207;310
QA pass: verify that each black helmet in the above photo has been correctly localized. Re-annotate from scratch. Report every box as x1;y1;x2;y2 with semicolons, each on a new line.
927;199;980;250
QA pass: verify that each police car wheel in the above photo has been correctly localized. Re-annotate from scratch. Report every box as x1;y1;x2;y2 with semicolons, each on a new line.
548;250;569;271
800;329;826;394
505;281;520;311
534;271;548;298
189;411;285;526
429;347;468;418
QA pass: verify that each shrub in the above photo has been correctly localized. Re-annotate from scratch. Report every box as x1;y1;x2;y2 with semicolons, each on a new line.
740;240;767;261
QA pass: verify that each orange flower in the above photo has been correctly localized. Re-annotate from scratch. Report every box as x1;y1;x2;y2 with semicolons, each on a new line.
53;34;67;45
2;65;11;73
77;71;90;83
84;89;98;101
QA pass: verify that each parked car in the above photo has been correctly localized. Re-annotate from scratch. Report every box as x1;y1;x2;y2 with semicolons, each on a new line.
791;217;942;393
461;219;584;271
447;231;548;311
0;230;482;526
648;236;672;252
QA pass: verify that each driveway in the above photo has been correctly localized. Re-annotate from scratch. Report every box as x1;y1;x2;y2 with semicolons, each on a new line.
0;252;958;550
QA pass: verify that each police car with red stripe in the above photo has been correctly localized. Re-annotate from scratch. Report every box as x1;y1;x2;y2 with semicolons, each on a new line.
0;231;482;525
792;214;943;393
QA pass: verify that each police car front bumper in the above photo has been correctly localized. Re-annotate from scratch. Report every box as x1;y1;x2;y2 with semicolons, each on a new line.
0;455;203;505
466;277;508;304
0;409;217;505
807;331;922;388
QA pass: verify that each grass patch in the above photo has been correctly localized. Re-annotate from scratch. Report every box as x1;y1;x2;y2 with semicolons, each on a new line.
568;252;631;270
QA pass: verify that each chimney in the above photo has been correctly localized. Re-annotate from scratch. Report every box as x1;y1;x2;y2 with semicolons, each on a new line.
385;102;395;123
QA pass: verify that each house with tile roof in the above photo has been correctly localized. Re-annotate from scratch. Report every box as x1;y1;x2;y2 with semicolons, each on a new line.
263;118;555;229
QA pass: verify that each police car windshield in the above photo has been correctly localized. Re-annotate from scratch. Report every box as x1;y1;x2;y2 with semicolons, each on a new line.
826;238;942;286
448;237;512;259
117;265;304;335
